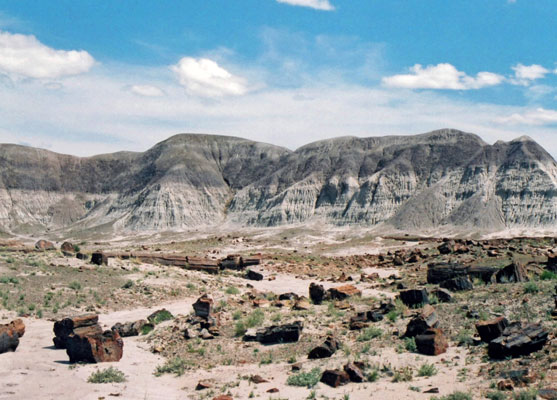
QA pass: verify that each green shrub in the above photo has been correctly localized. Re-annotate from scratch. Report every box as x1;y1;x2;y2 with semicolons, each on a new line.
286;368;321;388
122;280;134;289
367;369;379;382
512;389;538;400
141;324;154;335
68;281;82;291
417;363;437;377
225;286;240;295
404;337;417;352
486;391;506;400
357;327;383;341
234;320;247;337
435;392;472;400
245;309;265;328
150;310;173;325
523;282;539;294
154;357;189;377
88;367;126;383
540;270;557;280
392;367;413;382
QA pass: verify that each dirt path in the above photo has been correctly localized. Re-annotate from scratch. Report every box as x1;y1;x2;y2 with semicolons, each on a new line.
0;299;197;400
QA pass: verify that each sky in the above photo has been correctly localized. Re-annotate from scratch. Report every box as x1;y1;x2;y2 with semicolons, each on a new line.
0;0;556;156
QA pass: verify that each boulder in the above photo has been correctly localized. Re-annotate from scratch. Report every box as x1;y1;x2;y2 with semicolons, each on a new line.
292;298;311;311
307;335;340;359
309;282;325;304
255;321;303;345
440;276;473;292
344;362;365;382
431;288;453;302
66;329;124;363
415;328;448;355
495;262;528;283
112;319;150;337
193;295;213;319
278;292;299;301
438;241;454;255
488;323;549;359
320;369;350;388
327;284;361;300
61;241;75;253
35;239;55;250
475;317;509;343
399;288;429;307
246;269;263;281
53;314;102;349
76;252;88;260
91;252;108;266
547;255;557;272
0;319;25;354
404;305;439;338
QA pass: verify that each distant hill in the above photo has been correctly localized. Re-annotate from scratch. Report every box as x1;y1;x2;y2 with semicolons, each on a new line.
1;129;556;234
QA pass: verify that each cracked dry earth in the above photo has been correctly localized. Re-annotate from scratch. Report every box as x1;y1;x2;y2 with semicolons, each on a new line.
0;235;556;400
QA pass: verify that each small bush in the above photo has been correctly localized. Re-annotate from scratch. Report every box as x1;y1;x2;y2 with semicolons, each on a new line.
141;324;154;335
512;389;538;400
486;391;506;400
150;310;173;325
154;357;189;377
225;286;240;295
0;276;19;284
122;280;134;289
392;366;413;382
417;363;437;377
404;337;417;352
540;270;557;280
357;327;383;341
246;309;265;328
286;368;321;388
455;329;474;346
234;320;247;337
68;281;82;291
523;282;539;294
435;392;472;400
88;367;126;383
367;369;379;382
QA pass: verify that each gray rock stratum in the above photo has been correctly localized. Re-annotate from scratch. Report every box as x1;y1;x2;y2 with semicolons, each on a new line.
1;129;557;234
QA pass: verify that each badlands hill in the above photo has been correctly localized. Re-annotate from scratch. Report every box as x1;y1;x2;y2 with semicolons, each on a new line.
1;129;556;234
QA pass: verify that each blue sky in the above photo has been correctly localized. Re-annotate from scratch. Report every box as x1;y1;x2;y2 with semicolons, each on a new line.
0;0;556;156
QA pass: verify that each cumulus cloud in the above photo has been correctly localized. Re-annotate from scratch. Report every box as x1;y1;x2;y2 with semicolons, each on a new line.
0;31;94;79
510;63;549;86
498;108;557;125
276;0;334;11
130;84;164;97
171;57;248;97
382;63;504;90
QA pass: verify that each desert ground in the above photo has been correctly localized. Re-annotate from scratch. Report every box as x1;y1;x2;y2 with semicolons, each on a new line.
0;228;556;400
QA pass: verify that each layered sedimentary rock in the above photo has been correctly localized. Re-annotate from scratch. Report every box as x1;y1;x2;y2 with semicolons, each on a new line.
1;129;557;233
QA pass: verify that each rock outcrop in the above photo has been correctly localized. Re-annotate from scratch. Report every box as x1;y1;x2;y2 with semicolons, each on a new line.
2;129;557;234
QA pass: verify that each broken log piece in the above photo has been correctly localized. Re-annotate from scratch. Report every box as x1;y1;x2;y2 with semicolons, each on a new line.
53;314;102;349
476;317;509;343
0;319;25;354
219;255;243;270
488;323;548;359
427;263;497;284
91;252;108;266
243;255;262;267
66;330;124;363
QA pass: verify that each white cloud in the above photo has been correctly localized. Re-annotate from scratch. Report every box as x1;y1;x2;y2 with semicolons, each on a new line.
276;0;334;11
510;63;549;86
0;31;94;79
171;57;248;97
497;108;557;125
382;63;504;90
129;84;164;97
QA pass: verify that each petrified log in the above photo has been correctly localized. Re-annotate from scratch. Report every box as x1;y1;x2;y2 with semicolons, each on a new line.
495;262;528;283
255;321;303;344
320;369;350;388
404;305;439;338
344;362;365;382
415;328;448;355
399;288;429;307
0;319;25;354
111;319;150;337
61;241;75;253
35;239;55;250
246;269;264;281
307;335;340;359
219;255;243;270
66;330;124;363
327;284;361;300
440;276;474;292
431;288;453;302
91;252;108;266
427;263;497;284
475;317;509;343
243;255;262;267
53;314;101;349
193;295;213;319
488;323;548;359
309;282;325;304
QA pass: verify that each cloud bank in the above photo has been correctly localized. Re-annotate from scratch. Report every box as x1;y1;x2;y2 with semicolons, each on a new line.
276;0;335;11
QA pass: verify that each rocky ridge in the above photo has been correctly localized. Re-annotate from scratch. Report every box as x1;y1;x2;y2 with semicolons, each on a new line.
1;129;556;234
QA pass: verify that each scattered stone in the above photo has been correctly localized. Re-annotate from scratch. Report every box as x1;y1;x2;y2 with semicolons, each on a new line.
327;284;361;300
66;329;124;363
320;369;350;388
424;388;440;393
35;239;55;250
307;335;340;359
475;317;509;343
278;292;299;301
538;388;557;400
488;323;549;359
196;380;213;390
399;288;429;307
266;388;279;393
292;298;311;311
76;252;88;260
439;276;473;292
431;288;453;302
212;396;233;400
438;241;454;255
91;252;108;266
246;269;263;281
309;282;325;304
250;375;268;384
112;320;150;337
343;362;365;382
254;321;303;344
404;305;440;338
193;295;213;319
60;241;75;253
415;328;448;355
